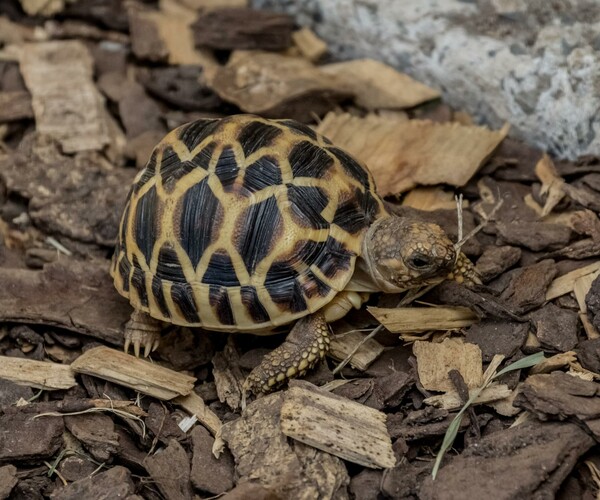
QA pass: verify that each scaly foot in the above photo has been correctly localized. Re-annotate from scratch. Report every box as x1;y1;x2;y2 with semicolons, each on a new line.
243;312;331;395
449;251;482;286
124;310;162;357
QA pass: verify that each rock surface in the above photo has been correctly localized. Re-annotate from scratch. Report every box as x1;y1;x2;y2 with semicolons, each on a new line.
253;0;600;159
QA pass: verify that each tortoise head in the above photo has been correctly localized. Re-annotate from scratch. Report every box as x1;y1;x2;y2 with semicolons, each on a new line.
362;216;458;292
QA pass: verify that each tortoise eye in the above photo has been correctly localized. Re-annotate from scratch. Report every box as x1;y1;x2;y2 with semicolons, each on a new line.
409;254;432;269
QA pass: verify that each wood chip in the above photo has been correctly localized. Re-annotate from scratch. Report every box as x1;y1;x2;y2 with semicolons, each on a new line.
535;154;566;216
192;8;294;51
413;338;483;392
321;59;440;110
574;270;600;312
424;383;512;410
580;312;600;340
0;91;33;122
70;346;196;400
530;351;578;375
329;330;384;371
316;112;508;195
369;306;478;333
292;27;328;62
20;0;74;16
281;381;396;469
19;41;112;153
545;261;600;301
0;356;76;391
208;50;350;122
402;187;468;211
175;0;247;8
173;392;222;436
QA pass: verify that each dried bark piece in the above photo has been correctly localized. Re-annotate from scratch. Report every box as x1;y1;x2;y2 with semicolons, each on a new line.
57;456;97;483
118;80;164;139
19;41;112;153
0;259;130;345
387;407;470;441
145;440;193;500
316;112;508;195
0;410;63;462
174;392;222;436
190;425;234;495
145;403;186;445
212;346;244;412
220;483;278;500
577;338;600;373
71;346;196;400
0;465;17;500
19;0;73;16
369;306;478;333
529;304;578;352
208;51;350;122
0;133;133;246
52;466;134;500
349;469;383;500
321;59;440;110
280;380;396;468
413;338;483;392
64;413;119;462
547;261;600;300
420;421;595;499
465;319;528;362
424;384;512;410
535;154;566;216
292;27;327;61
495;221;572;251
500;260;557;314
220;390;349;499
515;372;600;438
0;379;32;406
193;8;294;51
475;245;521;282
0;356;76;391
328;330;384;371
0;91;33;122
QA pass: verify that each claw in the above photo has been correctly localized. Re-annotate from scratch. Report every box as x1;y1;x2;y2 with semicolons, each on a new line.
133;340;141;358
123;310;163;358
124;337;131;354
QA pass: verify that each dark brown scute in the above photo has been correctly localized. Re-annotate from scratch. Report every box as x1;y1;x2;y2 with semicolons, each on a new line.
202;252;240;287
294;239;326;266
133;185;159;265
160;143;213;192
301;270;331;299
242;155;282;193
277;119;319;141
134;149;157;192
151;275;170;318
264;262;307;313
177;119;220;151
118;256;130;292
155;245;186;282
178;179;222;269
327;146;369;186
287;184;329;229
209;285;235;325
234;195;283;275
313;237;355;279
333;189;369;234
241;285;270;323
237;120;283;157
289;141;333;178
170;283;200;323
131;265;149;307
214;146;239;189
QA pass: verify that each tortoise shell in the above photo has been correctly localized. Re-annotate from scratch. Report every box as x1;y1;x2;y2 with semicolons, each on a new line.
111;114;385;331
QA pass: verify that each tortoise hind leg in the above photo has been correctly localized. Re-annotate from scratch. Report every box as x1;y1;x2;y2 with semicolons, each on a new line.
124;310;162;358
244;312;331;395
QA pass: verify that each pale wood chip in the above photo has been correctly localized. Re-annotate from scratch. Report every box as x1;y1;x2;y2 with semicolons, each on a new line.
316;112;508;195
211;342;244;411
0;15;34;44
70;346;196;400
281;381;396;469
173;392;222;435
328;330;384;371
402;186;469;211
580;312;600;340
369;306;478;333
535;154;565;217
545;261;600;301
19;41;112;153
173;0;247;8
0;356;76;390
321;58;439;110
424;383;512;411
487;385;522;417
413;338;483;392
20;0;75;16
292;27;328;62
530;351;578;375
208;50;349;121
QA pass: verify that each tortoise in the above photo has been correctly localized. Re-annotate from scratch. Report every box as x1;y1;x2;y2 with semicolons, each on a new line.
111;114;478;394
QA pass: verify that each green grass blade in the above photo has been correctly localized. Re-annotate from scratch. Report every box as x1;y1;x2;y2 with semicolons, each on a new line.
493;351;545;379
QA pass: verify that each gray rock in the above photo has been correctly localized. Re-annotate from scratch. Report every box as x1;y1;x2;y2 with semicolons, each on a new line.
253;0;600;159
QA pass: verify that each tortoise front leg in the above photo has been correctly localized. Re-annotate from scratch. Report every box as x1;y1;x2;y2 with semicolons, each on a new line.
243;312;331;395
124;310;162;357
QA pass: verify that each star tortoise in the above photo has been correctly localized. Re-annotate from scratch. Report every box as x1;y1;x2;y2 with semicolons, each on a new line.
111;114;478;394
